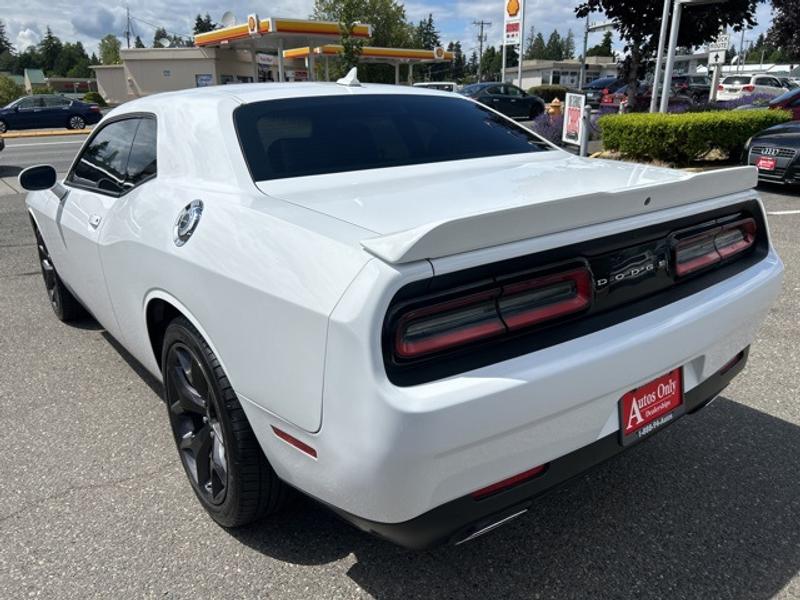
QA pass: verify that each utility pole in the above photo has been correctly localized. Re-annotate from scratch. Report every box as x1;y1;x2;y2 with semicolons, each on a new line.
474;20;491;81
124;6;131;49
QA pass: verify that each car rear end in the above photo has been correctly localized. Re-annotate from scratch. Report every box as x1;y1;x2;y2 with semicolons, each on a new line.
271;183;782;549
718;76;755;101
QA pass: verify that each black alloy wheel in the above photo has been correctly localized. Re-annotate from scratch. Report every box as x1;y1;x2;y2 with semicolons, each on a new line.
32;223;85;321
166;341;230;506
68;115;85;130
162;317;289;527
0;120;7;133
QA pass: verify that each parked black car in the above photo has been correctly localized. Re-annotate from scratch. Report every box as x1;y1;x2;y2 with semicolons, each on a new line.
0;95;102;133
459;83;545;120
671;75;711;103
743;121;800;185
582;76;626;108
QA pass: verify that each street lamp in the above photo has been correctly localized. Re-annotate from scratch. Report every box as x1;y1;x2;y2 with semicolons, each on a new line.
659;0;726;113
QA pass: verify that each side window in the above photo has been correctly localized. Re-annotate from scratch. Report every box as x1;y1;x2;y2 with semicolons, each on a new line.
485;86;502;95
67;119;139;195
17;97;37;110
772;78;783;88
504;85;523;97
126;118;157;186
754;78;771;86
43;96;70;107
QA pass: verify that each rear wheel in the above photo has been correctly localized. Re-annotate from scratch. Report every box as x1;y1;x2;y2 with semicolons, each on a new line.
162;317;289;527
33;224;85;322
67;115;85;130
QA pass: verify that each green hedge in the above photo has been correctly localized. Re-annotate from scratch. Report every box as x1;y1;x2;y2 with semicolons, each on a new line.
528;85;568;103
598;109;792;164
83;91;107;106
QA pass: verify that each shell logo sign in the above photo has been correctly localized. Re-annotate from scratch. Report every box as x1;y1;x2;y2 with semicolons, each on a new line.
506;0;520;18
503;0;524;45
247;13;260;36
433;46;445;60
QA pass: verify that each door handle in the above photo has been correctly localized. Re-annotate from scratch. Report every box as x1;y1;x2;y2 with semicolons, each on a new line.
89;215;102;229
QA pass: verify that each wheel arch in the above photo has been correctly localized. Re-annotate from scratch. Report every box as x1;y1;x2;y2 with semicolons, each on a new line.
143;290;231;379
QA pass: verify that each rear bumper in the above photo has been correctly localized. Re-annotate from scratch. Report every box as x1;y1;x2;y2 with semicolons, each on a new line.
331;349;747;549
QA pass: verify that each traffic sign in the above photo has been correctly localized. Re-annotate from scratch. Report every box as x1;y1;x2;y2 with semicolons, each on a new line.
708;33;730;52
708;49;726;66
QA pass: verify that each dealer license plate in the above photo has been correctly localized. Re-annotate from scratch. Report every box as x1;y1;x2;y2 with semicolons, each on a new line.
756;156;776;171
619;368;684;446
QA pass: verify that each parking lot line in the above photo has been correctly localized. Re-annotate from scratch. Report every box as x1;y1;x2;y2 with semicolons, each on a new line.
767;210;800;215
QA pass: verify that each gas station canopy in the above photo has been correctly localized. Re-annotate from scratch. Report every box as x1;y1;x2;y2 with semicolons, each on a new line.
282;45;455;83
194;16;372;81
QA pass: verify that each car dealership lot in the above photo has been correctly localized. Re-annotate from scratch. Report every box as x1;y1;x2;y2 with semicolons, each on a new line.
1;160;799;599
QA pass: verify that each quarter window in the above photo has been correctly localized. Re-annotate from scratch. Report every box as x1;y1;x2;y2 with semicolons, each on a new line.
126;118;157;185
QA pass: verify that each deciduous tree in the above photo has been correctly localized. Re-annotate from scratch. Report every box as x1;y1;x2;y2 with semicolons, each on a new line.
98;34;121;65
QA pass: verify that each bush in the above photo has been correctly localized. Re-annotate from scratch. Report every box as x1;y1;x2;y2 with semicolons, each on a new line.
0;75;24;107
530;112;563;144
528;85;569;103
598;108;792;164
83;91;107;106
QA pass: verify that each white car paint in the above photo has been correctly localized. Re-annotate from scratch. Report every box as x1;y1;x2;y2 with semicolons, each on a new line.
717;73;786;101
25;82;783;533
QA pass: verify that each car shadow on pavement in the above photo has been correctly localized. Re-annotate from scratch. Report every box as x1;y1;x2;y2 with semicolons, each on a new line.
231;397;800;600
101;330;163;397
758;182;800;197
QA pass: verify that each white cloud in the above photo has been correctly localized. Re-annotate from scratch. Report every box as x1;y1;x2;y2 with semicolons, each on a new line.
16;28;41;51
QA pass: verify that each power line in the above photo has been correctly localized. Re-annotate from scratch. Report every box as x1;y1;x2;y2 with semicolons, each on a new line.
129;14;191;41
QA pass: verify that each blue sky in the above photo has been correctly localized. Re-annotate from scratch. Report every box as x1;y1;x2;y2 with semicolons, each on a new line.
5;0;776;58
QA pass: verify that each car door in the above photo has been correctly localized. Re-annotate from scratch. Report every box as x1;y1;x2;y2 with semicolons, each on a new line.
53;117;143;335
13;96;44;129
42;95;71;128
502;85;528;118
482;86;508;115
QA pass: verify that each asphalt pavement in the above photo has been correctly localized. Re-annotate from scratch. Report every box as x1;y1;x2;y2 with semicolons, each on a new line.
0;134;89;188
0;139;798;599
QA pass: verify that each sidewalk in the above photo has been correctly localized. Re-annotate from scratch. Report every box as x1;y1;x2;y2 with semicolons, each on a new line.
1;128;92;139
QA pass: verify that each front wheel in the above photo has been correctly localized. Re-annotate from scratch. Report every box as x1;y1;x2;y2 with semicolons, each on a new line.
67;115;85;130
162;317;289;527
0;119;7;133
33;224;85;321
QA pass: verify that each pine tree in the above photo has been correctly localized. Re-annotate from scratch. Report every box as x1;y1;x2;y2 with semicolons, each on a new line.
586;31;613;58
134;35;145;48
38;26;63;74
562;29;576;60
0;19;13;55
452;41;466;81
523;26;536;59
193;13;217;35
414;14;440;50
545;30;563;60
528;33;547;60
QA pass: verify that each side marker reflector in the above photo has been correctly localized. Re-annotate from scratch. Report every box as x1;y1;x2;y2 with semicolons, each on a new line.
272;426;317;458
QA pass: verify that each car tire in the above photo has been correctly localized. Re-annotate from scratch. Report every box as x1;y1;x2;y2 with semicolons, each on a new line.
67;115;85;130
0;119;7;134
162;316;289;528
32;223;86;322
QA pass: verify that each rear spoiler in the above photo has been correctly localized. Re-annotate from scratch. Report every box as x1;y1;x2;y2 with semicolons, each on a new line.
361;166;758;264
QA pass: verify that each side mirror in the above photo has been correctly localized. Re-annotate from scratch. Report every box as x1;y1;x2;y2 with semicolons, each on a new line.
19;165;57;191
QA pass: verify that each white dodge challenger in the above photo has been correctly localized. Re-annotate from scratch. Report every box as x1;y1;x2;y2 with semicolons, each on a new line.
20;75;783;548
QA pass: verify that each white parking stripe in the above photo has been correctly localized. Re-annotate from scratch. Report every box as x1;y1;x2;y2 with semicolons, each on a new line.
767;210;800;215
4;140;85;148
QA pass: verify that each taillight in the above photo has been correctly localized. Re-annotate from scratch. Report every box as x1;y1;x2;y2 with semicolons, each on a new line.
673;218;756;277
602;88;609;95
90;105;101;112
742;84;755;92
394;290;505;359
498;268;591;330
394;266;592;360
717;84;724;91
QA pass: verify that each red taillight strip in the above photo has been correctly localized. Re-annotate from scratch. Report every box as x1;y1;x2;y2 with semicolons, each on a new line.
471;464;547;500
394;266;593;360
674;218;756;277
499;268;592;331
272;426;317;458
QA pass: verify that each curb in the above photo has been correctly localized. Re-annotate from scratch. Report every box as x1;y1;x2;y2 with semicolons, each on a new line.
1;129;92;139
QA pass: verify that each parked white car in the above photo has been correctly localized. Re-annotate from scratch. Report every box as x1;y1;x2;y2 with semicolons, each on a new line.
20;74;783;549
717;74;786;101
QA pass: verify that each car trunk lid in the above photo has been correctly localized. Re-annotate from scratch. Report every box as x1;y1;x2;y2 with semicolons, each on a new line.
256;152;757;264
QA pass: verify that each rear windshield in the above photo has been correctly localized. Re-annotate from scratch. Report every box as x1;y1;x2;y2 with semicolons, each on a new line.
235;94;551;181
723;77;751;85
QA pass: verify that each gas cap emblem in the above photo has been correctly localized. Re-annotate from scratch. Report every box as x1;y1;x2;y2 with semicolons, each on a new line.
174;200;203;247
